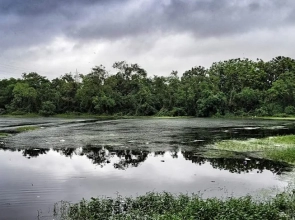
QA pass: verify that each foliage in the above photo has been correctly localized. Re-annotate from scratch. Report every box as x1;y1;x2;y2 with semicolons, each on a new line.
1;57;295;117
54;192;295;220
39;101;56;116
285;106;295;115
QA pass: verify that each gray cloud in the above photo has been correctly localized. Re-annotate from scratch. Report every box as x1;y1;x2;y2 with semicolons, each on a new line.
1;0;295;79
1;0;294;50
65;0;295;40
0;0;116;16
0;0;125;50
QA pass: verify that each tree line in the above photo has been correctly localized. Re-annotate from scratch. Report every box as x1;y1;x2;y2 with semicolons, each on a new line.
0;56;295;117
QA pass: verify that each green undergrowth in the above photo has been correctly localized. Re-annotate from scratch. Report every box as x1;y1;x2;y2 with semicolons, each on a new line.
16;126;39;132
212;135;295;164
54;192;295;220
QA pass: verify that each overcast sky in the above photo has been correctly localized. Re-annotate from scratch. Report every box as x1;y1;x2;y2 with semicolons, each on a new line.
0;0;295;79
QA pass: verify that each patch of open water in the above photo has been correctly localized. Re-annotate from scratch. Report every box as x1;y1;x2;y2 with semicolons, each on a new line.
0;118;295;219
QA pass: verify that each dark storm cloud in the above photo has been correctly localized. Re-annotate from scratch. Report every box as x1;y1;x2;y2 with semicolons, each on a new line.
0;0;124;50
66;0;295;41
153;0;293;37
1;0;294;50
0;0;116;16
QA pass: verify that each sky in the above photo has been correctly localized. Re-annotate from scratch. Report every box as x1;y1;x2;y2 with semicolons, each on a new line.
0;0;295;79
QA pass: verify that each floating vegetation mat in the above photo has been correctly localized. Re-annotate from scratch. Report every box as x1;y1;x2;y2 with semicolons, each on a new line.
211;135;295;164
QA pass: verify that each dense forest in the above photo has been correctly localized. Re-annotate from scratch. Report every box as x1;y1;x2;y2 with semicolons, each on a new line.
0;56;295;117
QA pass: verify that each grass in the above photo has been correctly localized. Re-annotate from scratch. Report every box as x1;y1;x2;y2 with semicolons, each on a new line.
0;132;9;137
0;113;40;118
212;135;295;164
54;192;295;220
1;112;193;120
257;116;295;121
54;114;192;120
15;126;39;132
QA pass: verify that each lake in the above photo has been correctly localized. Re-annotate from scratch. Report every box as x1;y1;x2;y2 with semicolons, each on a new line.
1;118;295;219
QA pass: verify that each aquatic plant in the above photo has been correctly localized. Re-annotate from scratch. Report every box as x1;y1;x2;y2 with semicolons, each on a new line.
213;135;295;164
15;126;39;132
0;132;9;137
54;191;295;220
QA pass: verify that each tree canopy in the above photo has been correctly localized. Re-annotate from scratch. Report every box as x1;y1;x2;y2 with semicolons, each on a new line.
1;56;294;117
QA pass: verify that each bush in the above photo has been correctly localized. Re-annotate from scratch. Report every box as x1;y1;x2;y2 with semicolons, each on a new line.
285;106;295;115
254;107;268;116
0;108;6;115
156;108;171;117
11;110;26;115
137;103;157;116
39;101;56;116
264;103;283;116
54;192;295;220
170;107;186;116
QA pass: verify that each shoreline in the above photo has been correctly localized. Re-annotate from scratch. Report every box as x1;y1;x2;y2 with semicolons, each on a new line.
1;113;295;121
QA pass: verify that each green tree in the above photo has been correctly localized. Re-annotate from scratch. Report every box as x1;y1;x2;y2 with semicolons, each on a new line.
76;66;107;113
0;78;19;113
9;82;37;113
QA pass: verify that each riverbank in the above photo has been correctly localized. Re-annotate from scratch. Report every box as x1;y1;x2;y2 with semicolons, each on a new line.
258;116;295;121
55;191;295;220
0;113;194;120
2;112;295;121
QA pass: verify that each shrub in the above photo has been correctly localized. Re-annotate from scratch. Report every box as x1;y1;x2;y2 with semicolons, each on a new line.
54;192;295;220
285;106;295;115
39;101;56;116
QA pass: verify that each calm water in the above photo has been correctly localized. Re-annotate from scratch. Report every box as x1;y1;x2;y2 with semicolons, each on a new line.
1;118;295;219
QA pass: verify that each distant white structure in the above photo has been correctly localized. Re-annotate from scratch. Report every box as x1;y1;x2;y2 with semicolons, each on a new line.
74;69;81;83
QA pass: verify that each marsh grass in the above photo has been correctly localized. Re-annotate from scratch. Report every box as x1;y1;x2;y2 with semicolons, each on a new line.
54;192;295;220
0;113;40;118
16;126;39;132
213;135;295;164
266;148;295;164
0;132;9;137
257;116;295;121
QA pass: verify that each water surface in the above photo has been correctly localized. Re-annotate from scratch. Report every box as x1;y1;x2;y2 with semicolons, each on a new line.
0;118;295;219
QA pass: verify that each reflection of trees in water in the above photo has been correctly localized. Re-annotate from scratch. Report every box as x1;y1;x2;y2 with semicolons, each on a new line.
170;151;178;158
56;148;76;157
0;145;13;151
81;146;112;168
76;145;149;169
154;150;178;158
22;148;49;158
154;151;165;156
0;145;291;173
182;151;290;174
113;149;149;170
55;145;150;170
0;146;50;158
